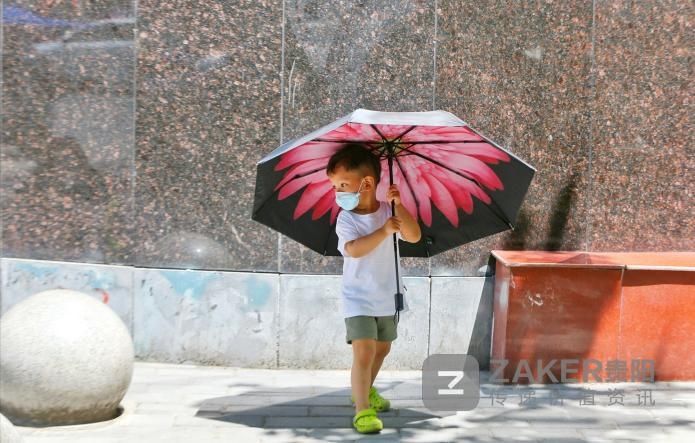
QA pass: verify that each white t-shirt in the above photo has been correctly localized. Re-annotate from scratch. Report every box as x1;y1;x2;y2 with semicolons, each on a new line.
335;200;410;318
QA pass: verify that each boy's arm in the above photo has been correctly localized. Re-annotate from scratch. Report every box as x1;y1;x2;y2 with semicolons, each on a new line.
394;203;421;243
345;227;389;258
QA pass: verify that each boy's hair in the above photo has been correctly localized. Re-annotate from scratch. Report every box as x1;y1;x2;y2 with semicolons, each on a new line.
326;142;381;184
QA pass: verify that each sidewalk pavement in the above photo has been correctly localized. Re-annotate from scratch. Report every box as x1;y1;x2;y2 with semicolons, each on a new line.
13;361;695;443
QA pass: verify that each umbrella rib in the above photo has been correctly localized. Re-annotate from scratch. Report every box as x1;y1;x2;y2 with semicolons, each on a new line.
397;143;482;188
313;140;494;146
396;144;515;229
314;139;381;145
370;124;388;142
279;165;329;183
394;125;418;140
399;140;488;144
314;126;417;147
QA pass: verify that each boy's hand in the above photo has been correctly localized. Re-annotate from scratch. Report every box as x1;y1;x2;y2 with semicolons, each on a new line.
382;216;402;235
386;184;401;206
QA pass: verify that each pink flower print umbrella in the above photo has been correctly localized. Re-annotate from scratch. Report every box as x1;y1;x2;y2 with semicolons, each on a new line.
252;109;536;258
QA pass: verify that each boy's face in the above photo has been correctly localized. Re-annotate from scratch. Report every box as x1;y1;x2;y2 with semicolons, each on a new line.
327;165;372;195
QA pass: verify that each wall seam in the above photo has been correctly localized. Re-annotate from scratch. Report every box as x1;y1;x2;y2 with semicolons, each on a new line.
427;276;432;356
277;0;286;367
432;0;438;111
276;274;281;368
584;0;597;252
131;0;139;342
277;0;286;273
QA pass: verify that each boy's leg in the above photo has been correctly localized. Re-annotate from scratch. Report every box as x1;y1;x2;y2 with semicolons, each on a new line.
345;315;378;413
371;315;396;385
371;340;391;386
351;338;376;413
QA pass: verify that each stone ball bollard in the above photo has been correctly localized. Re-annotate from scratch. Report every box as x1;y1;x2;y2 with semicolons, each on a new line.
0;412;23;442
0;289;134;426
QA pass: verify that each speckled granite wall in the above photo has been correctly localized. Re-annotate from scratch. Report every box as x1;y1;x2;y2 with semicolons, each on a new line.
133;0;281;272
434;1;595;275
2;1;692;277
2;0;136;263
587;1;692;252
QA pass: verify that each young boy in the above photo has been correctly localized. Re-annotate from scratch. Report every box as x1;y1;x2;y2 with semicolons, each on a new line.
326;142;421;434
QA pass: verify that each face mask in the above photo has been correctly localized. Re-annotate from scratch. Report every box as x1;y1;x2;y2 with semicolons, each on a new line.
335;178;365;211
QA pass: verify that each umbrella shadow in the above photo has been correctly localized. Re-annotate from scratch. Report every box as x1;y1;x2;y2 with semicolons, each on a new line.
466;269;496;371
499;170;579;253
193;381;459;430
544;171;580;251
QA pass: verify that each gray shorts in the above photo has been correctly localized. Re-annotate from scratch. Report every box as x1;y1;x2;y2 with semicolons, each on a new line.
345;315;398;345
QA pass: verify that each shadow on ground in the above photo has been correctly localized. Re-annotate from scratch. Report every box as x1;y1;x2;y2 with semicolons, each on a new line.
194;381;458;429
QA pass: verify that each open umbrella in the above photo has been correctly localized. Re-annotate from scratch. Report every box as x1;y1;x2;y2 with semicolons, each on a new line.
252;109;536;317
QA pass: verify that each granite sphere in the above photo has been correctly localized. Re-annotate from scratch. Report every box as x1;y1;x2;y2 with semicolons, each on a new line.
0;289;134;426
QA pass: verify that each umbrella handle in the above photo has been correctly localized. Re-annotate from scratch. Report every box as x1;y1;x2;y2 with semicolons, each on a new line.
388;154;404;315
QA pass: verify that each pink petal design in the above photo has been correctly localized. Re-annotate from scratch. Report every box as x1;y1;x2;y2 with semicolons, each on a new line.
391;163;419;223
320;122;379;141
371;124;416;140
274;157;328;191
294;181;330;220
427;142;511;164
408;144;505;191
430;167;474;214
271;122;510;229
404;125;482;142
448;153;504;191
405;160;434;227
312;189;336;220
277;170;327;200
422;173;459;227
275;141;340;171
433;165;492;205
375;157;419;225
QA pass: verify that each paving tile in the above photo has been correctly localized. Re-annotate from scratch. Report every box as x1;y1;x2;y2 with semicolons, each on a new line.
304;427;399;442
398;427;495;442
258;430;312;443
490;426;583;441
578;427;663;442
173;413;265;428
219;405;310;416
11;362;695;442
264;415;350;428
307;405;391;417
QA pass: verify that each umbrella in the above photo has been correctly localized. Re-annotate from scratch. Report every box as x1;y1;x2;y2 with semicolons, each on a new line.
252;109;536;316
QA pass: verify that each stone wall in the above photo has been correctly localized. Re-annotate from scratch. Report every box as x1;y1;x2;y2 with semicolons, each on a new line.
1;2;691;369
2;1;691;275
1;258;492;369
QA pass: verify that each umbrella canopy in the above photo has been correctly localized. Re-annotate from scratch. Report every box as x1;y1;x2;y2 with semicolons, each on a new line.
252;109;536;258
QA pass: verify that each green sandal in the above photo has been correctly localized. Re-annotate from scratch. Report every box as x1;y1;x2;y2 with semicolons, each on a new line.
353;407;383;434
350;386;391;412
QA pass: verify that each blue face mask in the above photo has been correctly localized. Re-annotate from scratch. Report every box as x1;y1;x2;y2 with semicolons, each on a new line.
335;178;366;211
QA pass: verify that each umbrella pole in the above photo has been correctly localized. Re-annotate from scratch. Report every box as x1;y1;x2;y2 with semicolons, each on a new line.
387;153;404;324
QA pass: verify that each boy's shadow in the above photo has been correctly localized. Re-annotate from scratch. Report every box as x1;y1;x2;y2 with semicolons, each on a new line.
193;381;457;429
